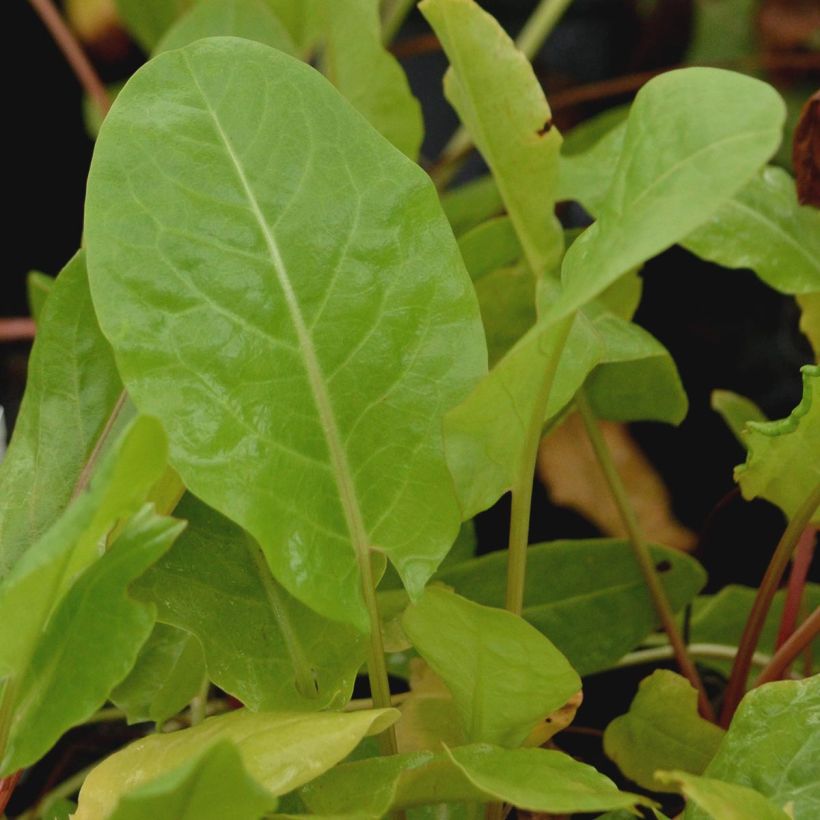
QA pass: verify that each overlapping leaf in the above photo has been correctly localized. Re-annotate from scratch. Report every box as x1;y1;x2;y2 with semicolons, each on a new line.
85;38;486;629
735;365;820;523
302;744;652;816
421;0;563;276
74;708;399;819
0;252;124;579
402;586;580;747
438;539;705;674
2;506;184;773
604;670;725;792
133;495;367;710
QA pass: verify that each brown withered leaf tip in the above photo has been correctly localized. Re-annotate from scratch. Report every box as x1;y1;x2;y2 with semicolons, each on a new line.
793;89;820;208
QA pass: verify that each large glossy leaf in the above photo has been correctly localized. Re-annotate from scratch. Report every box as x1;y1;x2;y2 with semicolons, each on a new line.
318;0;423;159
401;586;580;747
155;0;297;55
133;495;367;710
685;677;820;819
556;68;785;315
438;539;706;675
0;415;167;679
107;741;278;820
659;771;788;820
603;670;725;792
1;506;183;773
110;623;207;725
687;584;820;678
0;252;123;580
85;38;486;629
302;744;652;815
75;708;399;819
421;0;563;276
735;365;820;523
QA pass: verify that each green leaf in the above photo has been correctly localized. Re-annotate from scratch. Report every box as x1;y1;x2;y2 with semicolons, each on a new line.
133;494;367;710
686;677;820;819
659;771;788;820
26;270;53;322
74;707;399;819
110;623;207;725
557;68;785;315
798;292;820;361
421;0;563;276
155;0;297;55
735;365;820;523
107;741;278;820
319;0;423;159
438;539;706;675
0;415;168;679
115;0;194;50
687;584;820;678
458;217;522;283
681;166;820;294
2;505;184;773
401;586;580;747
711;390;767;446
85;37;486;629
0;252;124;580
440;175;504;236
302;744;652;815
603;670;725;792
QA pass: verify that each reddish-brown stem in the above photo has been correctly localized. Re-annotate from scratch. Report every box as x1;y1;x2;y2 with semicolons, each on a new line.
754;607;820;687
28;0;110;118
0;771;22;815
776;526;817;649
0;318;36;343
720;484;820;727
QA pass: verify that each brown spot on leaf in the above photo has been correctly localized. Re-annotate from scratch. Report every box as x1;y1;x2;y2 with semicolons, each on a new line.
536;118;553;136
655;560;672;573
794;90;820;208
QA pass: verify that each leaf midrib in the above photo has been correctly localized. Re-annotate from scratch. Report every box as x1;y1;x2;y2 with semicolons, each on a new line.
182;56;372;600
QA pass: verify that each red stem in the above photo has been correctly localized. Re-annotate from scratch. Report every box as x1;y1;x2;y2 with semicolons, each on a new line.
754;607;820;687
0;318;36;343
0;771;22;815
776;526;817;649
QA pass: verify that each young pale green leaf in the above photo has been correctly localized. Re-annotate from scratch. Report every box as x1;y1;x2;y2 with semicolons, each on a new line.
107;741;278;820
603;670;725;792
74;707;399;819
659;771;788;820
155;0;297;55
711;390;767;446
2;506;184;773
798;292;820;361
440;175;504;236
448;745;654;815
688;584;820;678
132;494;367;710
302;744;652;815
85;38;486;630
686;677;820;820
115;0;193;50
735;365;820;523
26;270;53;323
0;252;123;580
438;539;706;675
458;217;522;283
319;0;423;159
110;623;207;725
401;586;580;747
557;68;785;314
0;415;167;679
421;0;563;276
682;166;820;294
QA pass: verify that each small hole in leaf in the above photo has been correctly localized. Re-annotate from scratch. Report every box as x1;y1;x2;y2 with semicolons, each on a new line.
655;560;672;573
536;119;553;136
